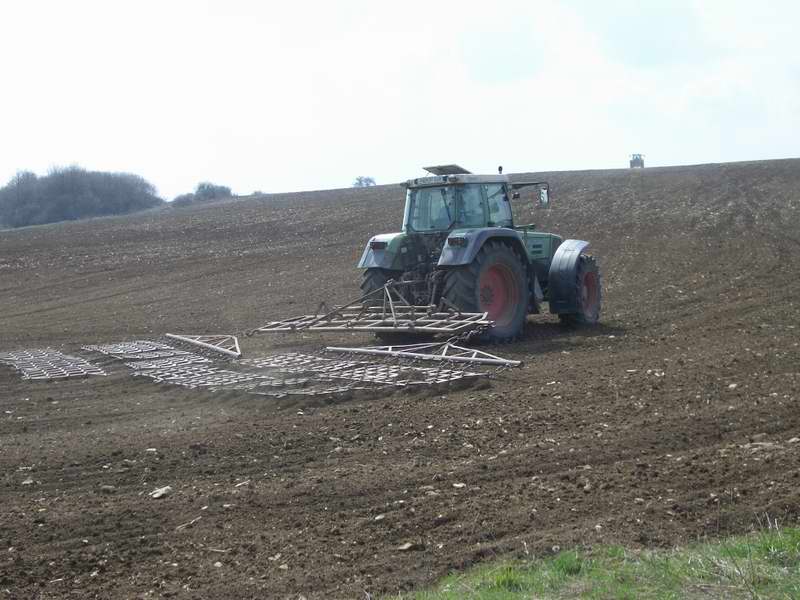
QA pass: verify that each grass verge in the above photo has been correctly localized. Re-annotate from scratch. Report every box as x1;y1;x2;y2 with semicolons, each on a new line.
393;527;800;599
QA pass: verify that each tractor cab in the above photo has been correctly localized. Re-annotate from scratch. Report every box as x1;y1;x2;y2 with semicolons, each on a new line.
401;165;549;233
402;175;514;232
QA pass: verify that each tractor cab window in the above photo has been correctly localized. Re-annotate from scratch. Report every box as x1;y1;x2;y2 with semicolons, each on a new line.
485;183;513;227
404;186;457;231
404;184;495;231
456;185;486;227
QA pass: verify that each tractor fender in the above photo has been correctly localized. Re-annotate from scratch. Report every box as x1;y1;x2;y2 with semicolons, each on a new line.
548;239;590;314
357;232;404;270
437;228;527;267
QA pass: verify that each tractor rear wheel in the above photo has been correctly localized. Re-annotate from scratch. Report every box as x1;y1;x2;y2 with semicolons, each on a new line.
558;254;601;325
442;241;528;341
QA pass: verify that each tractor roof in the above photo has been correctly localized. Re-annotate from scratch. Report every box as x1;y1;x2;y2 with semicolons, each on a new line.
405;173;509;188
423;164;472;175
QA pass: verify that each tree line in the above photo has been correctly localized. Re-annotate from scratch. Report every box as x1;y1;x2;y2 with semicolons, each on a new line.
0;164;380;228
0;167;164;228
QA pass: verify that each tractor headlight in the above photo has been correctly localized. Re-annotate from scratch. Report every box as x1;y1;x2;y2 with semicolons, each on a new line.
447;236;467;247
369;240;387;250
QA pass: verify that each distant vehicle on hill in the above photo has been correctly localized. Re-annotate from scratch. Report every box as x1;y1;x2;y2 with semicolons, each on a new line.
630;154;645;168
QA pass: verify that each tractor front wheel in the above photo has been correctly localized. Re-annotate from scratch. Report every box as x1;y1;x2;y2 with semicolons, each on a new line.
443;241;528;341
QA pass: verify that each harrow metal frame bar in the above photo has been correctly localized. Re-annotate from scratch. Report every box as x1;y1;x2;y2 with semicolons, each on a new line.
325;342;522;367
82;341;184;358
252;282;492;336
316;363;483;387
0;348;106;380
165;333;242;358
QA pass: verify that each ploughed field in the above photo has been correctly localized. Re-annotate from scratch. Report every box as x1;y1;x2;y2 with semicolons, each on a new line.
1;159;799;598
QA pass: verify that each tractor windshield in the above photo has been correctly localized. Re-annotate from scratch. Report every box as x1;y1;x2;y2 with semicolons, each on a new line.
403;185;486;232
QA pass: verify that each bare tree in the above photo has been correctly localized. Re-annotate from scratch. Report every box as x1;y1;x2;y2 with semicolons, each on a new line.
353;176;376;187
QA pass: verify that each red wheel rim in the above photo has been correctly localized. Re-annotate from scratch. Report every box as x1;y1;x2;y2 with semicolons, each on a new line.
479;264;518;325
582;271;599;317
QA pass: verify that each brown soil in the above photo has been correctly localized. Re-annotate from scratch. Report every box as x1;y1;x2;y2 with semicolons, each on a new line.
1;159;800;599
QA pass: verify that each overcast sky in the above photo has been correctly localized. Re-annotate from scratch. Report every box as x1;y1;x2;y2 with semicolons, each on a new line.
1;0;798;199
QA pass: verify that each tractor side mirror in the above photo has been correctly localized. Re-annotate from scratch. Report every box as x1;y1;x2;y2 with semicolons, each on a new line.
511;180;551;208
539;188;550;209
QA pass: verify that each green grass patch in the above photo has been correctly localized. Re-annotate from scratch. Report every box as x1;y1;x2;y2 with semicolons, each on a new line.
394;528;800;599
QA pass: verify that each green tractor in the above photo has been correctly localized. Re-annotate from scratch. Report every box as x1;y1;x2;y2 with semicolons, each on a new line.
357;165;601;341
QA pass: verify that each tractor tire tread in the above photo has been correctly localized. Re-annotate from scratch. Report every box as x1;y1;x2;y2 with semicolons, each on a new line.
558;254;601;326
442;240;528;342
